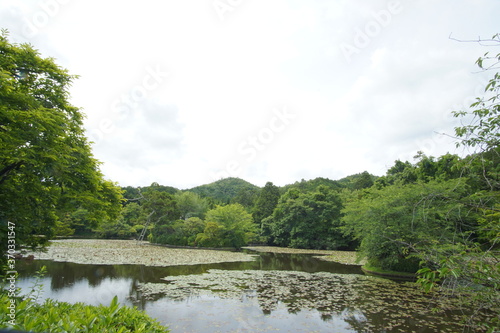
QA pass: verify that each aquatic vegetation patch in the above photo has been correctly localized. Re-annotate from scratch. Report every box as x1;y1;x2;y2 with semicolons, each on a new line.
244;246;366;265
137;269;493;332
314;252;367;266
26;239;257;267
244;246;347;255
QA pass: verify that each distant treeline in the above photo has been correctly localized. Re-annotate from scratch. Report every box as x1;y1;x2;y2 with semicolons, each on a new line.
58;173;376;249
55;147;499;275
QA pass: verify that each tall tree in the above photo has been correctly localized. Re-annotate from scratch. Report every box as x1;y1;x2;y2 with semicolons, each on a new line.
342;179;472;272
145;186;181;242
416;36;500;331
0;31;123;256
253;181;280;230
231;187;259;209
196;204;257;248
175;191;208;220
264;186;349;250
352;171;375;190
142;186;180;225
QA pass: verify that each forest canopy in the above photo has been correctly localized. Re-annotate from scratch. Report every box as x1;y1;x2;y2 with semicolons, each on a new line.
0;31;123;259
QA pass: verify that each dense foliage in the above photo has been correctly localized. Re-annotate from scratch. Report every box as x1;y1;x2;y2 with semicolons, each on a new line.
414;36;500;331
197;204;257;248
0;31;123;261
150;203;256;248
263;186;350;250
252;182;280;230
1;270;169;333
89;176;380;250
279;177;342;194
342;178;472;272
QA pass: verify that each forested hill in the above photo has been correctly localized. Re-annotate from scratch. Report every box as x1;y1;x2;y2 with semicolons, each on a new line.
188;177;259;204
122;173;379;204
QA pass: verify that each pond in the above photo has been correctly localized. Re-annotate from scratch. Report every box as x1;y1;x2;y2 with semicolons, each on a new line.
15;247;489;333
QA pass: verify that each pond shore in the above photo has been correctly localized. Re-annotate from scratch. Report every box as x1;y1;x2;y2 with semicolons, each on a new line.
27;240;366;267
27;239;257;266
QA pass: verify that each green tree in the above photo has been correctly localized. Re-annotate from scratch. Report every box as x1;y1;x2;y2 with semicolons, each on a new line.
342;180;471;272
122;186;142;203
141;182;178;195
264;186;349;250
413;152;438;181
280;177;341;194
253;181;280;235
183;217;206;246
434;153;462;180
60;208;94;236
0;31;123;256
231;186;259;209
143;184;181;242
196;204;257;248
175;191;208;220
352;171;375;190
144;188;180;225
95;202;147;238
376;154;462;188
415;36;500;331
454;54;500;153
387;160;413;176
152;217;206;246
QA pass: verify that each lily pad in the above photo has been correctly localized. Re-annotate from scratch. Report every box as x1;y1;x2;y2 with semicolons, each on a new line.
137;269;492;332
26;239;257;267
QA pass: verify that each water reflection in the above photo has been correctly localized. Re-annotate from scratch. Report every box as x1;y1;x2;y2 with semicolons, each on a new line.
139;268;476;333
14;253;488;333
145;295;356;333
17;251;362;284
252;252;363;274
15;253;360;309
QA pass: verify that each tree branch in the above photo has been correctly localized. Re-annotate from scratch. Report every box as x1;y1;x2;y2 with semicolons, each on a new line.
0;160;24;185
449;33;500;46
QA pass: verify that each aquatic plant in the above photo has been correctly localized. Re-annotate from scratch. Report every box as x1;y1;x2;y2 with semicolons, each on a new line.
137;269;494;332
1;266;169;333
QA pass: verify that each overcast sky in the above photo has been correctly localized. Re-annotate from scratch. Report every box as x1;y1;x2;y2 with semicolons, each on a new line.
1;0;499;189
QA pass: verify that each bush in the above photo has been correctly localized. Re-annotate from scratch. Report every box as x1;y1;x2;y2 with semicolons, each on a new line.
1;269;169;333
196;204;257;248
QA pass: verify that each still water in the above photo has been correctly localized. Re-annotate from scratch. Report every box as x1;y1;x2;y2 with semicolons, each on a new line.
15;251;483;333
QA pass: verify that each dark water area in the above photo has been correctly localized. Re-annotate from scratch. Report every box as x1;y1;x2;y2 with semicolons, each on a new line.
18;250;363;279
16;251;363;294
14;251;486;333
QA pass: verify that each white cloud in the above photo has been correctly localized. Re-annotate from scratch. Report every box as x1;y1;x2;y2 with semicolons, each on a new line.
1;0;499;188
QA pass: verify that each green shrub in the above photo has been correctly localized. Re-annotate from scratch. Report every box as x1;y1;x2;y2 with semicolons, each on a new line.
1;269;169;333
